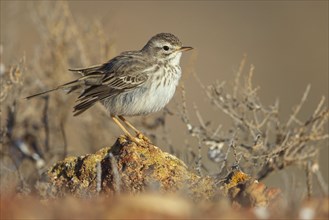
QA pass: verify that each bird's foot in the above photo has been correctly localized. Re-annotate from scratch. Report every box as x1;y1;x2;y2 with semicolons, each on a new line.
136;132;152;143
125;134;142;145
124;132;152;145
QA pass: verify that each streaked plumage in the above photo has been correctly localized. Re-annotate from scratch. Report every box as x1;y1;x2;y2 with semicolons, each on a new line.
26;33;192;141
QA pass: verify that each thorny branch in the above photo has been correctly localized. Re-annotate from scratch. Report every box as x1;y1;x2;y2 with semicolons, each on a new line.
178;55;328;195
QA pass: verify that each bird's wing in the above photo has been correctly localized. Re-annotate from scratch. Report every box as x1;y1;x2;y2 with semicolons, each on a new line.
69;64;104;76
73;53;149;116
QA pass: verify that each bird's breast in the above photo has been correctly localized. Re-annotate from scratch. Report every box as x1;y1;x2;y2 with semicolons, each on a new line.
102;65;181;116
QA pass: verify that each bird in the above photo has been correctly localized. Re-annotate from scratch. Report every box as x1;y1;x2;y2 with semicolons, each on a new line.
26;33;193;143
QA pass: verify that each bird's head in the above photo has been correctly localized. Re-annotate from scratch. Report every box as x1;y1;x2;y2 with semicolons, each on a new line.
142;33;193;65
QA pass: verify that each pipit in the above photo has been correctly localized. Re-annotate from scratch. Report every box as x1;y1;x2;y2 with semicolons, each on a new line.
27;33;193;143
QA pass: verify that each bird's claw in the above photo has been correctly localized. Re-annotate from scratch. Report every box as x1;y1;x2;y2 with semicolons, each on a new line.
136;133;151;143
125;134;142;145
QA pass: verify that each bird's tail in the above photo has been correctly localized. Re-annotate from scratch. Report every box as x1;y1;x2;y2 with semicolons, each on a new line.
25;79;82;99
26;64;105;100
25;87;59;99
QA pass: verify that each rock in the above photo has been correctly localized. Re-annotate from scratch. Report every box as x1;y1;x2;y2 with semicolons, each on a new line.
46;135;281;206
47;136;215;200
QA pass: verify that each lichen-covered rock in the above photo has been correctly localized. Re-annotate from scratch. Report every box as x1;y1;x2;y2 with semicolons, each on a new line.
221;169;281;208
46;135;281;206
47;136;215;200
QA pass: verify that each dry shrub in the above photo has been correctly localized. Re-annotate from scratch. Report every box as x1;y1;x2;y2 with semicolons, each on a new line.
1;1;118;192
177;55;328;196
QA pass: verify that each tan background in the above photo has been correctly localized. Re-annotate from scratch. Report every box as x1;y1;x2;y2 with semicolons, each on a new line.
1;1;328;193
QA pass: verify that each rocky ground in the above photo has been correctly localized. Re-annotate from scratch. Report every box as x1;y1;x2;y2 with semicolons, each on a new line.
2;136;328;219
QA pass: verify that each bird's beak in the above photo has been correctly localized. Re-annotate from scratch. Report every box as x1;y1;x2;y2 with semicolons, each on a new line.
178;46;193;52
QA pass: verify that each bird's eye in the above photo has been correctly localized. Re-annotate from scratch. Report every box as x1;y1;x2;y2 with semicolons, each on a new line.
163;46;169;51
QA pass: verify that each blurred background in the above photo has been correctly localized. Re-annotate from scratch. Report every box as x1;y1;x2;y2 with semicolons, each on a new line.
1;1;328;197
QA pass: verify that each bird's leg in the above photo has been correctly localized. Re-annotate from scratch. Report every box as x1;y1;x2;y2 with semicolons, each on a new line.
118;116;141;134
111;115;140;144
118;116;151;142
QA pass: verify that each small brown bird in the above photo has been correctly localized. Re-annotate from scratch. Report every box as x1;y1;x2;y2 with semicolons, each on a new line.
27;33;193;142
